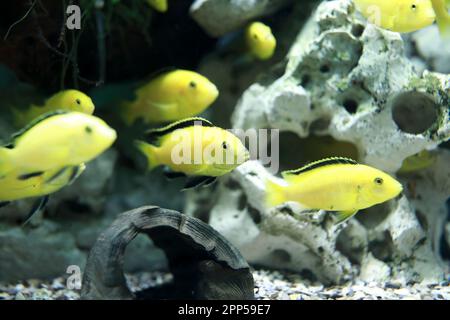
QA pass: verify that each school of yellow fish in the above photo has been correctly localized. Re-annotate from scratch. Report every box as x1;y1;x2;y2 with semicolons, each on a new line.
4;0;448;225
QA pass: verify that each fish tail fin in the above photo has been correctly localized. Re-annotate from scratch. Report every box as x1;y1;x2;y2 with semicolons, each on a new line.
118;102;136;126
265;179;286;207
0;148;13;175
435;1;450;38
134;140;159;170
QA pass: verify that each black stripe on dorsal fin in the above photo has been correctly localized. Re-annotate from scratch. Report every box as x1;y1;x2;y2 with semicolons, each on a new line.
282;157;358;177
141;66;177;83
144;117;214;145
10;110;70;144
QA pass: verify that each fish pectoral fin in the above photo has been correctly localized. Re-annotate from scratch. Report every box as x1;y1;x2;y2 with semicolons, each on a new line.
335;210;359;224
163;167;187;180
182;176;216;190
67;164;85;185
22;195;50;226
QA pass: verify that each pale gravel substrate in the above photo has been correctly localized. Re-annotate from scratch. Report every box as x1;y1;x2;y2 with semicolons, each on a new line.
0;270;448;300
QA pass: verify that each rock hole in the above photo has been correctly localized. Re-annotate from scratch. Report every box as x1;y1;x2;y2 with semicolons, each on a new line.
225;178;241;190
270;249;292;264
299;269;318;282
320;64;330;73
392;91;439;134
343;98;359;114
300;74;311;87
247;205;262;224
356;201;392;228
336;225;366;265
415;210;428;231
310;118;331;134
238;193;247;211
351;24;365;37
369;231;394;262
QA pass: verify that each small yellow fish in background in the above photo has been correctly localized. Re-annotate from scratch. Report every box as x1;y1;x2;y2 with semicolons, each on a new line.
146;0;168;12
266;157;403;223
245;22;277;61
135;117;250;188
13;89;95;128
120;70;219;125
431;0;450;36
398;150;437;173
0;111;117;175
0;164;86;225
353;0;450;36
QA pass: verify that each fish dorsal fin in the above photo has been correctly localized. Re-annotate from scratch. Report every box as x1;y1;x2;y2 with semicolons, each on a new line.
137;66;178;88
282;157;358;178
9;110;70;144
144;117;214;144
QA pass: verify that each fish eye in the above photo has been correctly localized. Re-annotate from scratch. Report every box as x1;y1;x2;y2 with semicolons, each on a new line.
253;34;259;40
222;141;228;150
76;99;81;105
85;126;93;134
374;177;384;185
411;4;417;10
189;81;197;89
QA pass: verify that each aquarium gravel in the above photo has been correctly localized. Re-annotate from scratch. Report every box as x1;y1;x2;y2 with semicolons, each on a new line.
0;270;448;300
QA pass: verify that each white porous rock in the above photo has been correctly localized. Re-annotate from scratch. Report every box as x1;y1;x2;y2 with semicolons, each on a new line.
359;253;391;283
190;0;292;37
411;26;450;74
186;0;450;285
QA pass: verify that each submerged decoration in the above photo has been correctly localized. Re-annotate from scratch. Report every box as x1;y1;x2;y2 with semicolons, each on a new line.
81;206;254;300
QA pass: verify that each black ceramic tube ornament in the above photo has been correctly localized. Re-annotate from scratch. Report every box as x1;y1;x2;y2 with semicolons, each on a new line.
81;206;254;300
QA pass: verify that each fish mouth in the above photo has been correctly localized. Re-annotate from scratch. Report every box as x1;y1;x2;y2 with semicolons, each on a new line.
394;181;404;197
101;127;118;146
208;82;219;98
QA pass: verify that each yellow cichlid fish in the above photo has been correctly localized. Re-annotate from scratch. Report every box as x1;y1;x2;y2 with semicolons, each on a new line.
0;164;86;225
120;70;219;125
134;117;250;188
266;157;403;223
0;111;117;176
245;22;277;61
13;89;95;128
398;150;437;173
353;0;450;36
146;0;168;12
